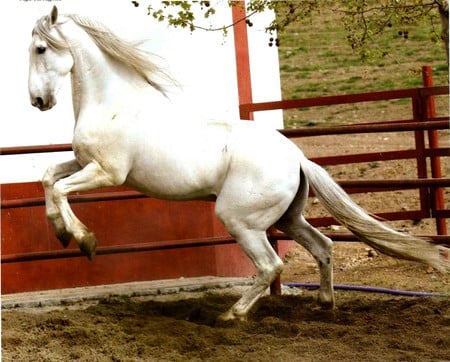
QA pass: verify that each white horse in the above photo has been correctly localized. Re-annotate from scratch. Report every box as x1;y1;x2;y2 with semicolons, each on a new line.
29;6;448;321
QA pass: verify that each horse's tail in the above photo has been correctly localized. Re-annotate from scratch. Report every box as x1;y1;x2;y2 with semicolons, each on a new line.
300;157;449;273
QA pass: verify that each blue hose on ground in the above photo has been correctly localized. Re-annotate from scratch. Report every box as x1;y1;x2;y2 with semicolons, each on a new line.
283;282;448;297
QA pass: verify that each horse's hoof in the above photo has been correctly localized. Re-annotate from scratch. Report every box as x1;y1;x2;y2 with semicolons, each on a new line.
318;298;335;310
218;309;247;322
218;310;235;321
79;232;97;261
57;231;72;248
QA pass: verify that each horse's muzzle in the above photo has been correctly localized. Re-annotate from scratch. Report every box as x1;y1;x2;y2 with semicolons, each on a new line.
32;96;54;111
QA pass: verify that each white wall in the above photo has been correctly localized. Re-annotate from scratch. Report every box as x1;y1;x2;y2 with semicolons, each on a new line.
0;0;282;183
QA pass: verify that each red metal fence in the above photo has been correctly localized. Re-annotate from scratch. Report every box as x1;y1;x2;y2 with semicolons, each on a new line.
241;84;449;239
1;77;449;294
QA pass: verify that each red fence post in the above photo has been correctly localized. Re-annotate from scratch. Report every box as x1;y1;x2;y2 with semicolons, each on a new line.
422;65;447;235
231;1;254;120
412;92;431;220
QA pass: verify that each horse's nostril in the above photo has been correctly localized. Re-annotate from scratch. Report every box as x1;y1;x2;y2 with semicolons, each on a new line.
36;97;44;108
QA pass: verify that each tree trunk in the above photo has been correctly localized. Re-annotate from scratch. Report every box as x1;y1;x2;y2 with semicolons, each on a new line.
437;0;449;64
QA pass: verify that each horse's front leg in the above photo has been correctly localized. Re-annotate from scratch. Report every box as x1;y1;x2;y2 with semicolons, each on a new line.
51;161;126;260
43;159;82;247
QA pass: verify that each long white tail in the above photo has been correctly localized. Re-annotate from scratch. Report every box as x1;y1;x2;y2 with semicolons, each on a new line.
300;157;449;273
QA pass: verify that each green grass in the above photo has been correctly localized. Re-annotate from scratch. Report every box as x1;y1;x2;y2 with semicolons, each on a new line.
277;8;448;128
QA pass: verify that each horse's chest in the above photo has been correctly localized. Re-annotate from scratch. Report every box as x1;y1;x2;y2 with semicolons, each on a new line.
72;121;125;166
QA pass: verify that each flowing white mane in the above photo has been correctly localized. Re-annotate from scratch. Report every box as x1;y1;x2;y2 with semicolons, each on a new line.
32;13;175;95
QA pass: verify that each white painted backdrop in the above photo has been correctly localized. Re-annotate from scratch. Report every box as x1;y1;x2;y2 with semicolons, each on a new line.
0;0;282;183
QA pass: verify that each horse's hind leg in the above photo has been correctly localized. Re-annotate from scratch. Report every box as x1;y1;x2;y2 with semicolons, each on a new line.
218;226;283;321
279;217;334;309
213;148;301;320
276;171;335;309
215;194;289;321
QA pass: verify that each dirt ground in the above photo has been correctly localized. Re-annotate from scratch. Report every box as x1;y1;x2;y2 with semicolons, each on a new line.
2;131;449;361
2;249;449;362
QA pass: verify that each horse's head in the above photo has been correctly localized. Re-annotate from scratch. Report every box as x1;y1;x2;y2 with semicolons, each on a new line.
28;6;73;111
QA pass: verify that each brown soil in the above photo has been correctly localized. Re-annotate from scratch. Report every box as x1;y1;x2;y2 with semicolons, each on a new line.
2;269;449;362
2;131;449;361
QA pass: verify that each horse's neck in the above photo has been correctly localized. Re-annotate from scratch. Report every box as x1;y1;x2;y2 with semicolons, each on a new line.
64;22;148;120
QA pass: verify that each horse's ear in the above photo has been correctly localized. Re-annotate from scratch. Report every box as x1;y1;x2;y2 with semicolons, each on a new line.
49;5;58;25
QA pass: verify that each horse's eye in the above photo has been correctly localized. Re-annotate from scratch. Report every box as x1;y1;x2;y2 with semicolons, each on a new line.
37;46;46;54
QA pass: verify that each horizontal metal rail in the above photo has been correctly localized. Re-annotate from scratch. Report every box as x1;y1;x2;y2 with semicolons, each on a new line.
309;210;427;228
2;178;449;209
0;143;72;155
239;86;449;119
1;190;145;209
313;147;447;169
2;232;448;264
338;178;450;189
280;119;449;138
1;235;237;264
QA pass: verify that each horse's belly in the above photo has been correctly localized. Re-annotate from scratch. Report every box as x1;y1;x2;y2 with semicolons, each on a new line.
125;150;229;201
125;174;219;200
123;120;235;200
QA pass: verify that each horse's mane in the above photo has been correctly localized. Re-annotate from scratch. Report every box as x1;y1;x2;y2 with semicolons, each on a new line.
33;13;176;96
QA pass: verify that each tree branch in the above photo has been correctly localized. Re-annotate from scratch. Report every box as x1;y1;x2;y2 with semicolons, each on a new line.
190;10;258;32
